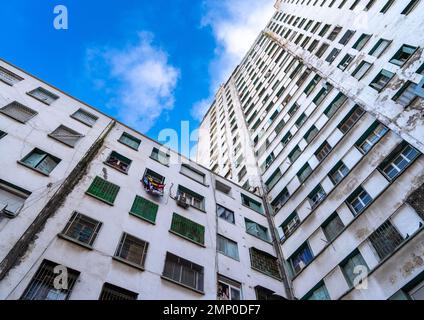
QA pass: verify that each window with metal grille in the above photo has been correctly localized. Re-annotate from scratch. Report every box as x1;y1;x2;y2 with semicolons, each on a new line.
245;218;270;242
49;125;83;147
162;252;204;292
0;66;23;85
339;30;356;45
390;45;417;66
369;221;404;261
0;101;37;123
20;148;61;175
118;132;141;150
114;233;148;268
241;194;263;214
170;213;205;245
105;151;132;173
329;161;350;185
151;147;170;165
356;122;388;153
99;283;138;300
217;235;239;260
340;250;369;288
322;213;344;242
379;143;420;180
130;195;159;224
281;211;300;241
86;176;120;205
217;275;242;300
289;243;313;275
61;212;101;246
308;185;327;209
338;105;365;133
304;282;331;300
353;34;371;50
177;185;205;210
315;141;332;162
27;87;59;105
0;179;31;218
21;260;79;300
250;247;281;279
392;81;421;107
71;108;98;127
347;186;373;215
369;39;391;57
324;92;347;117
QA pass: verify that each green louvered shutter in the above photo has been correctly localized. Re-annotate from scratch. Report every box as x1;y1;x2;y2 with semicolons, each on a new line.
130;196;159;223
170;213;205;245
86;176;120;205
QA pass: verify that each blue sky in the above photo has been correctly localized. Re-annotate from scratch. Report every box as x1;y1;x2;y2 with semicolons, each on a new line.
0;0;274;156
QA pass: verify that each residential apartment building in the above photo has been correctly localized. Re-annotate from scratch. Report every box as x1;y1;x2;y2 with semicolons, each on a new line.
197;0;424;300
0;59;286;300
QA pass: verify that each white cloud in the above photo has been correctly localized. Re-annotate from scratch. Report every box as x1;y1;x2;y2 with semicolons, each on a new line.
86;32;180;132
190;0;275;120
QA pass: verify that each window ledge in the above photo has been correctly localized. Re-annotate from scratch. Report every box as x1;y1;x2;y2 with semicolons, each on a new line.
112;256;145;272
160;275;205;295
85;192;114;206
70;114;94;127
241;203;264;216
103;162;129;175
149;156;169;167
0;79;13;86
179;171;209;188
58;233;94;251
26;92;52;106
129;211;156;225
48;134;76;148
169;230;206;247
17;161;50;176
246;232;273;245
251;266;282;282
117;139;139;151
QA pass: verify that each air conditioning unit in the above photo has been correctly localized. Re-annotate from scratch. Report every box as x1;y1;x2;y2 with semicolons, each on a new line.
176;194;189;208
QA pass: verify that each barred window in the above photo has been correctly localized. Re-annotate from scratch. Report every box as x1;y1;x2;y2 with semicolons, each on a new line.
114;233;149;268
71;108;98;127
0;101;37;123
61;212;102;246
250;248;281;279
99;283;138;300
49;125;83;147
27;87;59;105
0;66;23;85
369;221;404;260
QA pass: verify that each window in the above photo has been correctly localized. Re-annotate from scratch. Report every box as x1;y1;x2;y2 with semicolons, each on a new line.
21;260;79;300
255;286;284;300
304;75;321;96
0;66;23;85
339;30;356;45
389;45;417;66
99;283;138;300
265;169;281;190
177;186;205;210
48;125;83;147
401;0;420;15
118;132;141;150
308;185;326;209
27;87;59;105
0;101;37;123
105;151;132;174
369;39;391;57
216;206;235;226
313;83;333;105
304;126;319;143
272;188;290;213
370;69;395;92
250;248;281;279
162;252;204;292
379;143;420;180
288;146;302;163
315;43;329;58
130;195;159;224
20;148;61;175
0;130;6;139
0;179;31;218
352;34;371;51
304;283;331;300
356;122;388;153
245;218;270;242
369;220;404;260
71;108;98;127
114;233;148;268
86;176;120;205
340;251;369;288
217;276;241;300
329;161;350;185
338;54;355;71
281;212;300;240
325;48;341;63
338;105;365;134
216;181;231;195
181;164;205;184
315;141;332;161
347;186;372;215
322;213;344;242
393;81;421;107
380;0;395;13
290;243;313;274
151;147;170;165
297;163;313;183
170;213;205;245
324;93;348;117
217;235;239;260
241;194;263;214
328;26;342;40
61;212;102;247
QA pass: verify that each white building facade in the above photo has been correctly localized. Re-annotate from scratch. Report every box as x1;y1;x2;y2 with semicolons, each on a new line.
198;0;424;300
